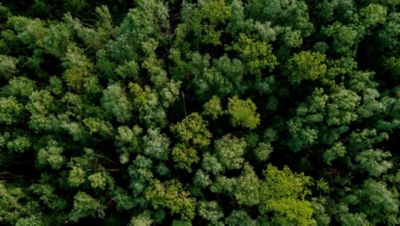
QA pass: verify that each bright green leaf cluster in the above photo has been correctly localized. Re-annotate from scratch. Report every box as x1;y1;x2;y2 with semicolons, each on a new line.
228;96;260;129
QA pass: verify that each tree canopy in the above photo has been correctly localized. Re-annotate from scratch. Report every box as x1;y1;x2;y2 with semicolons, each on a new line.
1;0;400;225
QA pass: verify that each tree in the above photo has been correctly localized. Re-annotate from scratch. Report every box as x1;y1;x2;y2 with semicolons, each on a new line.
227;96;260;129
259;165;315;226
68;191;105;222
230;33;277;74
145;179;196;220
101;83;133;123
170;113;212;147
214;135;246;170
286;51;327;84
203;95;223;119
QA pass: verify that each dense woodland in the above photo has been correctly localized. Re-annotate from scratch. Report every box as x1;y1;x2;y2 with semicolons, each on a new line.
1;0;400;225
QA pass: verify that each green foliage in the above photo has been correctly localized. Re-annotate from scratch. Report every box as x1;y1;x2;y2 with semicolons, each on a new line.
0;182;40;224
88;172;107;190
142;128;170;160
2;76;36;97
0;97;23;125
26;90;59;131
129;212;153;226
115;125;142;163
193;169;212;190
129;82;169;128
171;113;212;147
69;191;105;222
198;201;224;223
83;117;113;137
62;45;95;92
101;83;133;123
230;33;277;74
7;135;31;153
357;180;399;225
233;163;260;205
214;135;246;170
287;51;327;84
173;53;245;101
1;0;400;225
227;96;260;129
355;149;392;177
323;142;346;165
259;165;315;226
203;96;223;119
172;144;199;172
225;210;256;226
254;142;273;161
36;140;65;169
0;55;17;79
177;0;232;46
326;86;360;126
145;179;196;220
321;23;359;55
360;4;387;28
68;166;86;188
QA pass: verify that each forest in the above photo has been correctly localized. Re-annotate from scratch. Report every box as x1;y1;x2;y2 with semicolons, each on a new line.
1;0;400;225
